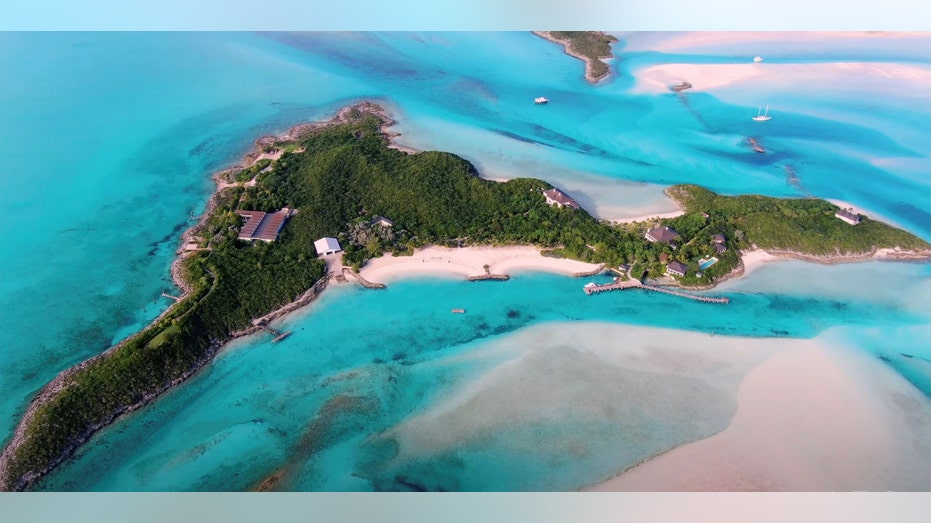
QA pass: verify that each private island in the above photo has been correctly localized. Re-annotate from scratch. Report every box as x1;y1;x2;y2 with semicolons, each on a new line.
1;101;929;491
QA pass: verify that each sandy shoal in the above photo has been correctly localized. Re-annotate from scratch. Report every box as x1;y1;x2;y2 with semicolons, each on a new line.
631;61;931;95
623;31;930;54
357;245;603;284
588;332;931;491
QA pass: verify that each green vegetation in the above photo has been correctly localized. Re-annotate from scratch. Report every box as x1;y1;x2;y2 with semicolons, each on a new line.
234;158;272;182
6;105;928;490
668;185;929;255
546;31;618;80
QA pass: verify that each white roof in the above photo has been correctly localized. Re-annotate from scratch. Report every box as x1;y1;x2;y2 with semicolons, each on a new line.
314;237;341;253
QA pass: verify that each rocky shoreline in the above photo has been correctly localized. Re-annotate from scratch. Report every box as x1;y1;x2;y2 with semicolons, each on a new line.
0;102;402;492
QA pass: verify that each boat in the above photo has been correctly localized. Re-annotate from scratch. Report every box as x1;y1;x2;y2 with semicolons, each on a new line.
752;105;772;122
753;56;764;62
534;97;549;105
451;308;465;313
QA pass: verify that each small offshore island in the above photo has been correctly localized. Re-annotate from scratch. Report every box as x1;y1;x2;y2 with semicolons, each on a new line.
2;102;929;491
533;31;619;83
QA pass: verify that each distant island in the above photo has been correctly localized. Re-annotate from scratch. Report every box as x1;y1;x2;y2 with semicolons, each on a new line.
2;102;929;491
533;31;619;83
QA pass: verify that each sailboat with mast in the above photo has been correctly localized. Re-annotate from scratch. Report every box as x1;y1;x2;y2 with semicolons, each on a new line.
752;104;772;122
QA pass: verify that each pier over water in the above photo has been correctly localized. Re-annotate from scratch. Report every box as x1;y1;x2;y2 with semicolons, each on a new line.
584;278;730;304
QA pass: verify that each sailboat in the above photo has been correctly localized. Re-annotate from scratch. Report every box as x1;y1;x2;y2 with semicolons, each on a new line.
752;104;772;122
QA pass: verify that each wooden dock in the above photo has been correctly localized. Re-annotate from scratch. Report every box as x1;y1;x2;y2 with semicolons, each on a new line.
256;322;292;343
640;283;730;304
342;268;386;289
583;278;641;294
583;278;730;304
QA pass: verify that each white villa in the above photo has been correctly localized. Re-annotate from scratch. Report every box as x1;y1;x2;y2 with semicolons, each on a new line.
314;237;342;256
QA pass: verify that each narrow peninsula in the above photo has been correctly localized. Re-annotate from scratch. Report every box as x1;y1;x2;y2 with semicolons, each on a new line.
2;102;929;491
533;31;619;83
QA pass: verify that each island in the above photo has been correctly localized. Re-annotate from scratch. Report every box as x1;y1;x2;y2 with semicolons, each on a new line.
1;102;929;491
533;31;619;83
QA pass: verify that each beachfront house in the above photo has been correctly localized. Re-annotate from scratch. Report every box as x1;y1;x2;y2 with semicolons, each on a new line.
645;226;680;245
235;208;291;242
542;187;580;210
314;237;342;256
666;260;688;277
835;208;861;225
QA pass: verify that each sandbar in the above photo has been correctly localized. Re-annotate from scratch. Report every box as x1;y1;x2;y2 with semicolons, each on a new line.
631;61;931;95
588;332;931;491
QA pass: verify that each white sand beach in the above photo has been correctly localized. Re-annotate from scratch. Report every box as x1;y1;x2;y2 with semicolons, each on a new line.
588;332;931;491
738;249;780;278
357;245;603;284
611;210;685;224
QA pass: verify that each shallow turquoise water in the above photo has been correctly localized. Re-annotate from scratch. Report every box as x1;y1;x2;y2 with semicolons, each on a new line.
35;262;931;491
1;32;930;490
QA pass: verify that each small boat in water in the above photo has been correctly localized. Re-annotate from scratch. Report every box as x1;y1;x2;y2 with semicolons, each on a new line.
752;105;772;122
534;97;549;105
753;56;764;62
451;308;465;313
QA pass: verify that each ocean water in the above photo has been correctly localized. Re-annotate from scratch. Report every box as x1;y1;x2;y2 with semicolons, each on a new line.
34;263;931;491
1;31;929;490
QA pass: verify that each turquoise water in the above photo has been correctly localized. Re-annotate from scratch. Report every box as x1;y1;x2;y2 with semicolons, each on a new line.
33;264;931;491
1;32;929;490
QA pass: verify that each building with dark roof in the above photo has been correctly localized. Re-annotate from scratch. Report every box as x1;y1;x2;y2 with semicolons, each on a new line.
236;208;292;242
713;234;725;244
714;243;727;254
666;260;688;277
835;208;861;225
542;187;580;210
645;226;680;244
367;215;395;228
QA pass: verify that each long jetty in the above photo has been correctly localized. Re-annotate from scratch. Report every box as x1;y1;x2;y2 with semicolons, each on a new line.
583;278;730;304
